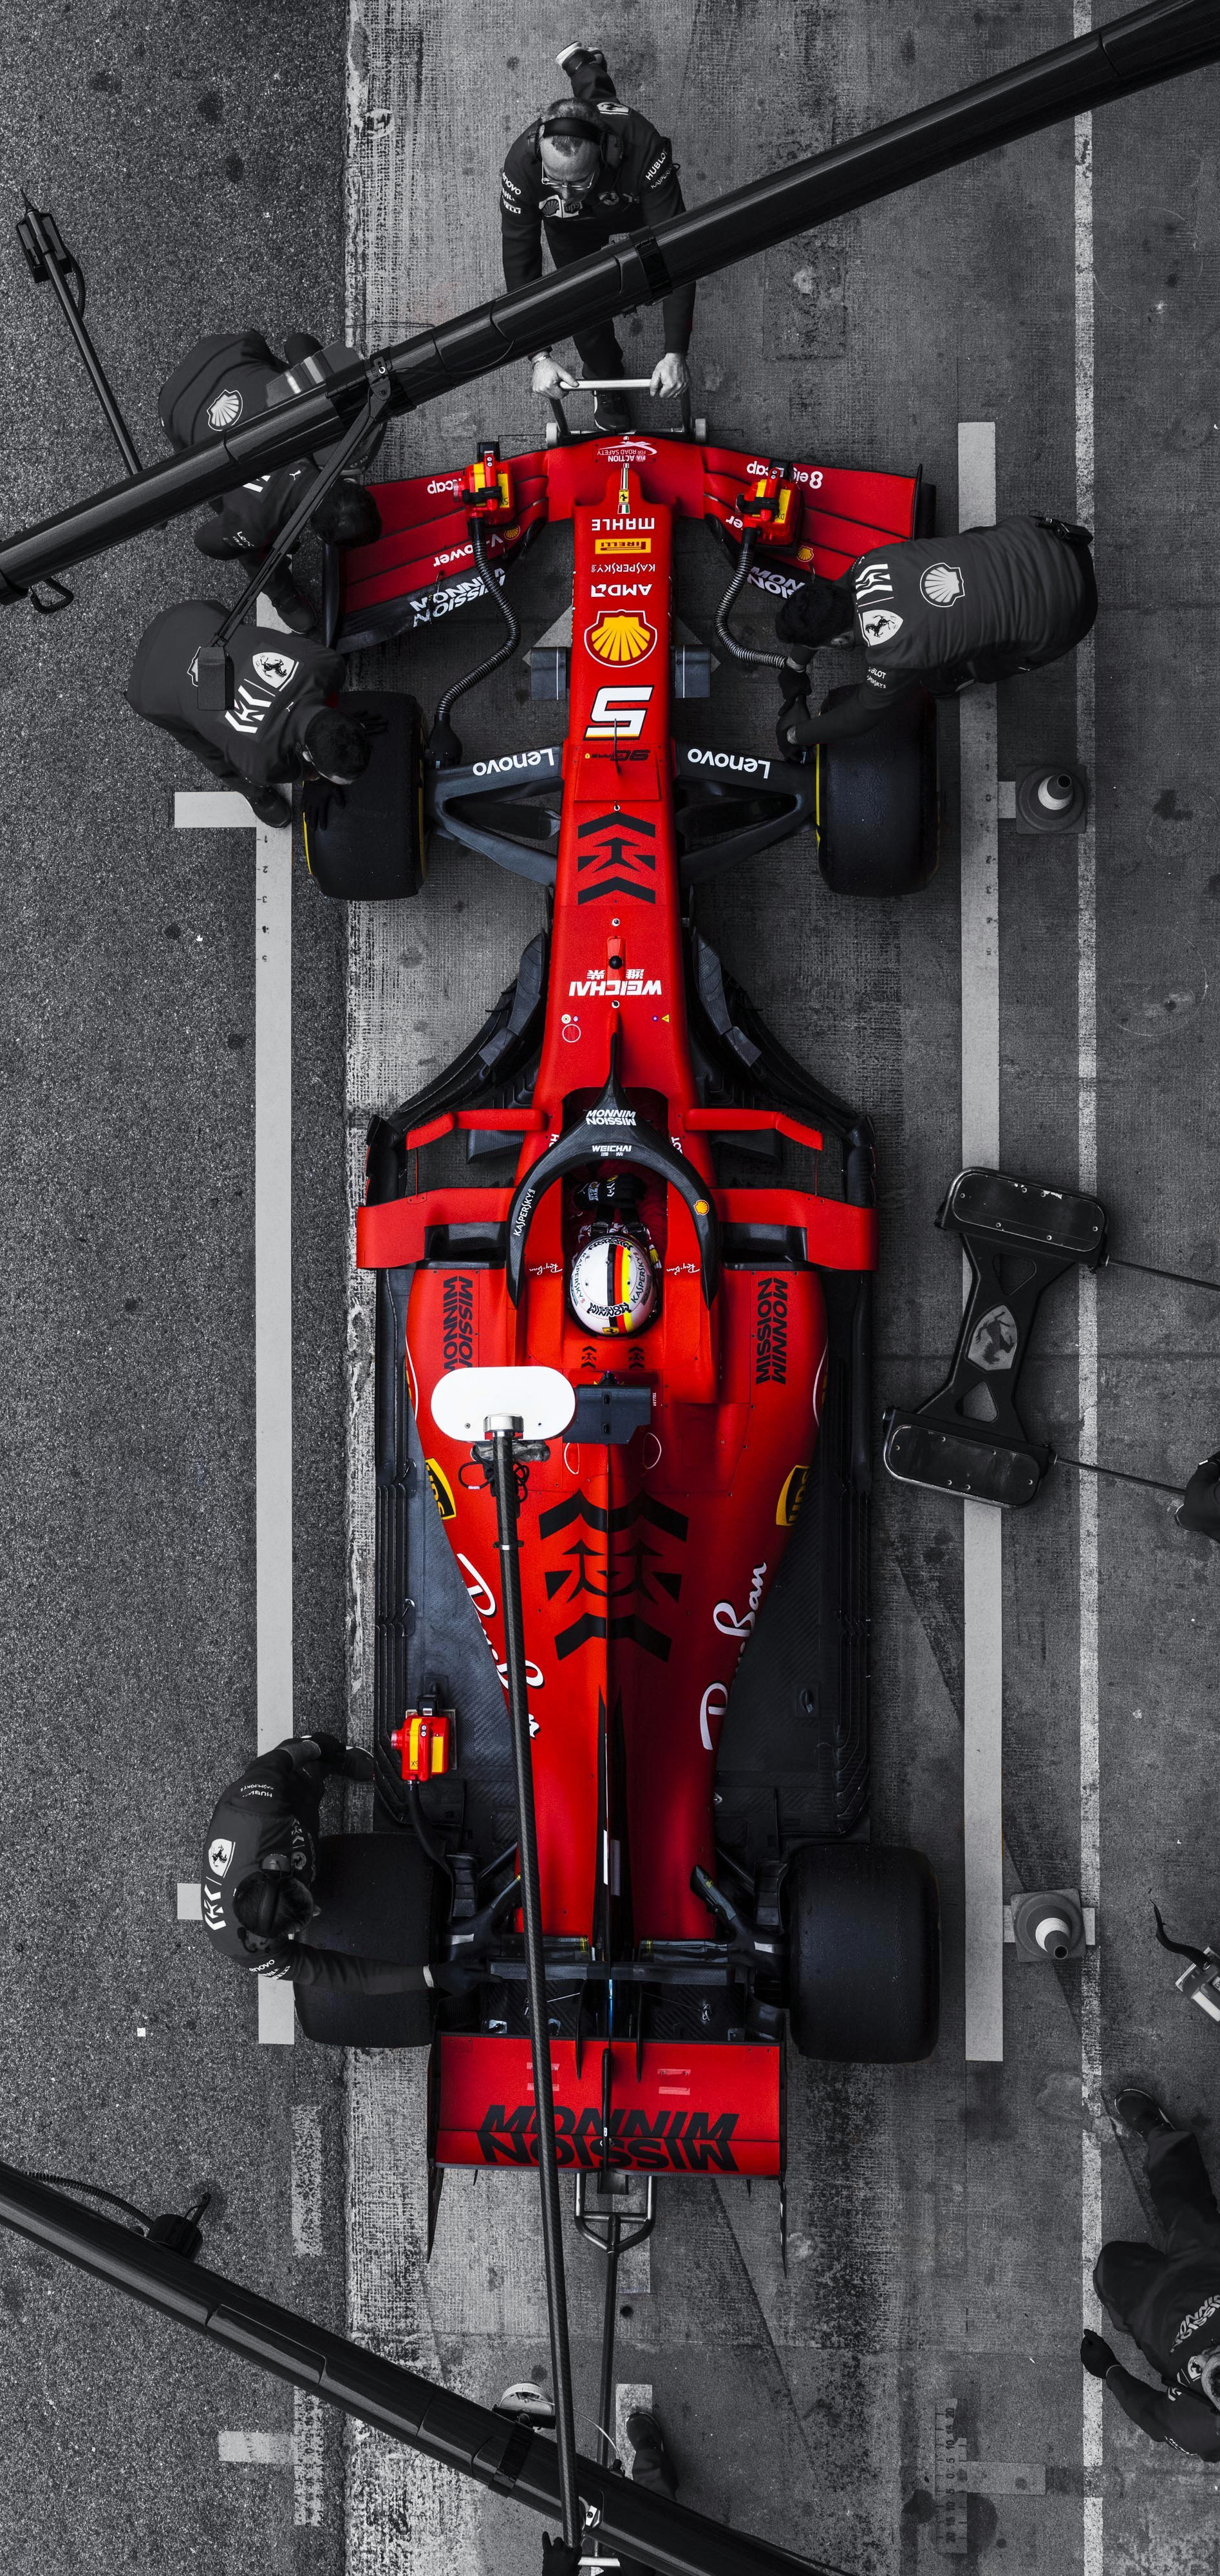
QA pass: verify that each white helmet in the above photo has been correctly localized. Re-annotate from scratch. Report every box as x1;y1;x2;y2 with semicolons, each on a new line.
568;1228;657;1336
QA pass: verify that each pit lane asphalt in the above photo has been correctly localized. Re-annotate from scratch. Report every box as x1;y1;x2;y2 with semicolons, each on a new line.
3;5;1220;2574
0;5;348;2570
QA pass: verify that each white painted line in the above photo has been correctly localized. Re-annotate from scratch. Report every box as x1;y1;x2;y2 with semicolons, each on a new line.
294;2389;324;2526
1074;44;1104;2576
218;2430;296;2466
176;1882;203;1922
174;651;297;2049
291;2105;324;2253
957;420;1004;2066
615;2382;653;2475
174;790;261;830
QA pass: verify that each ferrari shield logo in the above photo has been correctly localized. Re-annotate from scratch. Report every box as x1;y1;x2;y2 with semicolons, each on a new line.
858;607;903;647
252;650;298;690
207;1837;235;1880
585;610;657;667
427;1458;457;1521
967;1303;1019;1372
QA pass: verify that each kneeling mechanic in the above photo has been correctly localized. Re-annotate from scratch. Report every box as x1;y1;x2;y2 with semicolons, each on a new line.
126;599;374;828
774;515;1097;750
158;328;382;635
201;1732;468;1996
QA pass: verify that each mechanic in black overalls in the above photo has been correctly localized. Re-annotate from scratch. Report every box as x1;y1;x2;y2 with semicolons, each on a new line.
774;516;1097;750
1082;2089;1220;2458
126;598;372;828
202;1733;465;1996
158;331;382;635
501;46;694;433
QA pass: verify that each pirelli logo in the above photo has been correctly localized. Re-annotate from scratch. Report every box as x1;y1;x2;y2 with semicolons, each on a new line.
595;536;651;555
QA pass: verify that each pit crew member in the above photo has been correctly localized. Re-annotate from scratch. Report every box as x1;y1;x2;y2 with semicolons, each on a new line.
1082;2090;1220;2458
500;44;694;433
126;598;373;829
774;516;1096;748
158;330;382;634
200;1733;466;1996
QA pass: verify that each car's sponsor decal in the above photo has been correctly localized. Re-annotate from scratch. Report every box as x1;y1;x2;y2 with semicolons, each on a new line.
713;1564;767;1643
471;748;557;777
686;748;771;779
585;610;656;666
921;562;966;605
591;517;655;534
568;972;663;996
776;1464;810;1526
755;1276;789;1384
474;2101;740;2172
426;1458;456;1521
699;1680;728;1750
441;1276;474;1371
590;580;653;599
746;459;823;489
574;808;657;905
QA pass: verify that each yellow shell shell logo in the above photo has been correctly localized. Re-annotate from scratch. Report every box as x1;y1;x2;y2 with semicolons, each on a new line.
426;1458;457;1522
586;611;656;666
776;1464;810;1527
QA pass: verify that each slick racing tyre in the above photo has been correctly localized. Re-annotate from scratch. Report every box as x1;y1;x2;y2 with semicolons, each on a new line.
294;1830;438;2047
786;1841;940;2062
816;685;939;896
301;689;426;900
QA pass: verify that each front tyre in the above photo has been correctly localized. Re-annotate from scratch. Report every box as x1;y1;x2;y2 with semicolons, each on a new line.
301;688;426;900
786;1841;940;2062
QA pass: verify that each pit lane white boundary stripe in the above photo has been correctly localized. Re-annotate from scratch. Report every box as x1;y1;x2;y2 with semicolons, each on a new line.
957;421;1004;2066
173;723;296;2047
1074;54;1104;2576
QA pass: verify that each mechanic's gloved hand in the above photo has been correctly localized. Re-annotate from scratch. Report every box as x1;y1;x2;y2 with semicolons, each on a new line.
531;354;578;397
1177;1452;1220;1537
308;1731;375;1781
426;1959;487;1997
540;2539;582;2576
1081;2331;1118;2378
650;350;690;400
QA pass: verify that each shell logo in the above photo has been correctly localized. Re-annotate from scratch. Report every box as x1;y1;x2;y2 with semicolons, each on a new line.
585;609;656;666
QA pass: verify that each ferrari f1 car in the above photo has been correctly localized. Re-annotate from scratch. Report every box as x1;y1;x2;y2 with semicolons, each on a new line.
294;412;941;2201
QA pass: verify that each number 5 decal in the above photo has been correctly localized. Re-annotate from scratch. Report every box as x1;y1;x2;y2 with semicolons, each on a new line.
585;683;652;740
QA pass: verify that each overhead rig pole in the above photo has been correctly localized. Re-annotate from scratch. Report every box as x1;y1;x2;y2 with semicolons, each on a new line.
0;2161;824;2576
1;0;1218;600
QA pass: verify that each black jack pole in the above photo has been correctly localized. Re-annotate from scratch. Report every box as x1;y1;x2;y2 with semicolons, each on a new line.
0;2162;827;2576
487;1418;581;2552
1;0;1218;598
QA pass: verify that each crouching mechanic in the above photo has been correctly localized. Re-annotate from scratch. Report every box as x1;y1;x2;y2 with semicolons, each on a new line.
158;330;382;635
502;44;694;434
1082;2089;1220;2458
202;1732;467;1997
774;516;1097;750
126;598;373;828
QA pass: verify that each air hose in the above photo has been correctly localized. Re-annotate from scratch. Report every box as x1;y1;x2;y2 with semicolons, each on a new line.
428;518;521;767
714;531;788;671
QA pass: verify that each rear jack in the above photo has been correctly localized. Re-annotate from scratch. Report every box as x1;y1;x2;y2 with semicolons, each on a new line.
575;2168;658;2486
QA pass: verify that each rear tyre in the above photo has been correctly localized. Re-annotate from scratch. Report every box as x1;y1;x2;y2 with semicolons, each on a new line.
816;686;939;896
786;1841;940;2062
295;1830;438;2048
301;688;426;900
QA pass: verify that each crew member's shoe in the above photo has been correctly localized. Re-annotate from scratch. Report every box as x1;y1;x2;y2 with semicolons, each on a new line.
496;2382;556;2428
261;562;319;636
626;2408;677;2499
594;388;632;435
247;784;294;829
1114;2087;1175;2140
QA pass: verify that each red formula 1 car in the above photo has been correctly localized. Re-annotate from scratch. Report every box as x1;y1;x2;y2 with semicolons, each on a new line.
297;417;941;2199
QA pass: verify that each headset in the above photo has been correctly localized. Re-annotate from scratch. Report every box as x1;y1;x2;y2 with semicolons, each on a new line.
528;97;628;213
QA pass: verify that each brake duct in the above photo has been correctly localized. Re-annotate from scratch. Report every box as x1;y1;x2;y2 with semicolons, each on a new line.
2;0;1219;598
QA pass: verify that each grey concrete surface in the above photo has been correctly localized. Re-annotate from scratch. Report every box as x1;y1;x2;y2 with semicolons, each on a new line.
0;5;348;2569
2;2;1220;2573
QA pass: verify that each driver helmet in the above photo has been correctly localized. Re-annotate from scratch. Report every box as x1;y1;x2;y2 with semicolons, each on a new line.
569;1226;657;1336
1186;2347;1220;2410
